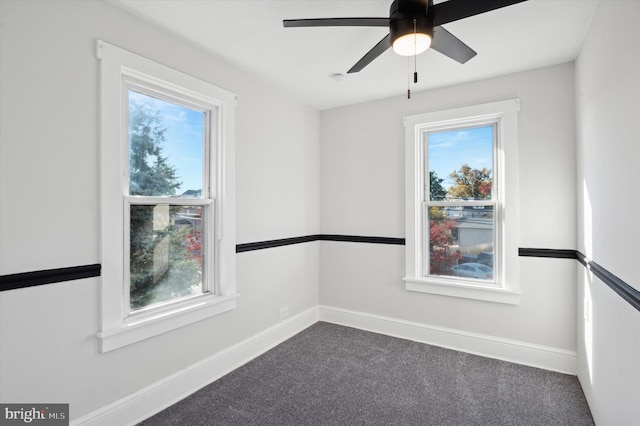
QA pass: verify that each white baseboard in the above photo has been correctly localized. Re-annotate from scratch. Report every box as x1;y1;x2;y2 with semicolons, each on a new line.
73;306;319;426
319;305;577;375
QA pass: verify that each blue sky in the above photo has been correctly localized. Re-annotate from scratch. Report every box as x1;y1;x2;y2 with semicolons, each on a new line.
427;125;493;189
129;90;205;195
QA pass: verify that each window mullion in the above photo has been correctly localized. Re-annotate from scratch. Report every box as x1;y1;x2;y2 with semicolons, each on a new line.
124;196;212;206
425;199;496;208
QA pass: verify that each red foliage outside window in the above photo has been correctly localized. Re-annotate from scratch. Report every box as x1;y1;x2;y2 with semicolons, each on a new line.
429;218;462;275
186;230;202;263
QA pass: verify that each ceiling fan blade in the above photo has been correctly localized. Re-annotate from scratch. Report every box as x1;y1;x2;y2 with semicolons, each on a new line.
283;18;389;28
347;34;391;74
431;26;477;64
432;0;528;27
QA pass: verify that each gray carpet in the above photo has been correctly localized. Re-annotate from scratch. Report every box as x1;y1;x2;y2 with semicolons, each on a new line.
138;322;594;425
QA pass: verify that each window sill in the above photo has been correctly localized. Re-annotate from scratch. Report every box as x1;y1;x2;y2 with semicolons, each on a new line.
404;277;520;305
97;293;240;352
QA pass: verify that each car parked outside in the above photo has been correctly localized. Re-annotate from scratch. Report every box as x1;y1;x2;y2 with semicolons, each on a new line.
477;251;494;267
450;262;493;279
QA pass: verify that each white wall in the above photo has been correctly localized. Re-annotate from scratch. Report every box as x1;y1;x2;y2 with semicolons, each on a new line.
0;0;319;421
575;1;640;424
320;63;578;353
4;0;638;423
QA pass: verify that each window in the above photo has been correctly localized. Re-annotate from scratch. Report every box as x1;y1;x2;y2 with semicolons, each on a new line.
425;124;496;282
404;100;520;304
97;41;237;352
125;89;211;313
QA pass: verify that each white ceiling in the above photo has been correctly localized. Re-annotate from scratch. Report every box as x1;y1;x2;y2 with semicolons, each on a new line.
108;0;599;110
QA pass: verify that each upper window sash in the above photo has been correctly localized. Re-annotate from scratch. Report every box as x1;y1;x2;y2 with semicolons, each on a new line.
423;122;498;203
123;80;215;200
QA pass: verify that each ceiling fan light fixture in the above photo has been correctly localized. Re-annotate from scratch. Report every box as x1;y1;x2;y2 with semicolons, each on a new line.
392;32;431;56
389;4;434;58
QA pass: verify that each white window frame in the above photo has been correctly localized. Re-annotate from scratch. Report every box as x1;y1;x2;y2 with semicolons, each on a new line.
404;99;520;304
97;40;238;352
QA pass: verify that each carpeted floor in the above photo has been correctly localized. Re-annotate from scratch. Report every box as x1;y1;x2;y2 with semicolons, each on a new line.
138;322;594;425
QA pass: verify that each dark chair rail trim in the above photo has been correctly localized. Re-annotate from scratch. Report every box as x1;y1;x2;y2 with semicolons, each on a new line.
1;240;637;312
236;234;405;253
236;235;319;253
0;264;101;292
518;248;578;260
519;247;639;312
588;261;640;311
319;234;406;245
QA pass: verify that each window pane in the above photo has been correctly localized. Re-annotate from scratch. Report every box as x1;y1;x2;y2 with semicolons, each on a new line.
130;204;205;311
427;205;494;281
128;90;205;198
426;125;494;201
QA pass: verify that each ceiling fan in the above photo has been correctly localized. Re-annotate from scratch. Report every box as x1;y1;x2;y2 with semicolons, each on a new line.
284;0;528;74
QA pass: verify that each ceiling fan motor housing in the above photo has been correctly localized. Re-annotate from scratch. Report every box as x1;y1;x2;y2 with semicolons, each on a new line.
389;0;434;46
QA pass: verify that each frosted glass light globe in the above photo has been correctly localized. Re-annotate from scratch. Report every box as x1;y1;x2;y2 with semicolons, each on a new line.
392;33;431;56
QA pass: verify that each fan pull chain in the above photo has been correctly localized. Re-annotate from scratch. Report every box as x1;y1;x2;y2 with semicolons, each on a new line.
407;56;411;99
406;19;419;99
413;19;418;84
